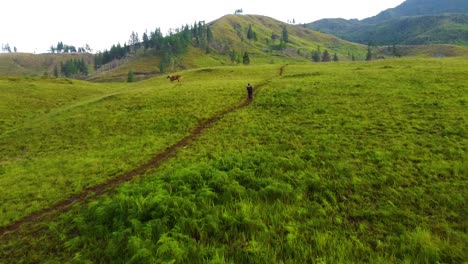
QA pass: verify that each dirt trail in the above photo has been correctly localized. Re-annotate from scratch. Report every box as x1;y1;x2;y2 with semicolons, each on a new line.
0;70;281;237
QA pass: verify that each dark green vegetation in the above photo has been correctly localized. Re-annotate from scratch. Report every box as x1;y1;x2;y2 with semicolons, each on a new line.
1;58;467;263
307;0;468;46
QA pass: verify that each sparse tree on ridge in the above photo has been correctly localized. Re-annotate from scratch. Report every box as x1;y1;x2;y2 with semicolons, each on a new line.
143;32;150;50
129;31;140;52
2;43;11;53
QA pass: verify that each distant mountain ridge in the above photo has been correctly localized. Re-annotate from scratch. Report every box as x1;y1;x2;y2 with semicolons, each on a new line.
307;0;468;46
365;0;468;23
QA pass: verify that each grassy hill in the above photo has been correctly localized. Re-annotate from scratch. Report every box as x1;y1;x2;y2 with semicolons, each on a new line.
364;0;468;23
0;52;94;77
307;0;468;46
375;43;468;58
88;15;367;82
309;14;468;46
0;57;467;263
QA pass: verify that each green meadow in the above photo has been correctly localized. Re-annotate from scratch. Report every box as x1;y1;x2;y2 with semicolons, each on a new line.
0;58;467;263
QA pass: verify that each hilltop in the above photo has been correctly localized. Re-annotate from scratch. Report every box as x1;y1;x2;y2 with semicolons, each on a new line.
89;14;367;81
307;0;468;46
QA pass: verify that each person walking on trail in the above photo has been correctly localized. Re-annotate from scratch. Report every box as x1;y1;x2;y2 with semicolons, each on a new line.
246;83;253;99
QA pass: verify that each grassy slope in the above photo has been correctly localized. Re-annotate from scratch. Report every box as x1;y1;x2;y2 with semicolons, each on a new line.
0;53;94;76
207;14;366;61
307;14;468;46
0;66;278;227
86;15;368;82
1;58;466;263
0;77;124;135
376;44;468;58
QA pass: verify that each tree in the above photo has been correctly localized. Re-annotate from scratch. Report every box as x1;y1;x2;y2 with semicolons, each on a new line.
129;31;139;52
333;53;339;62
352;54;356;61
243;52;250;65
321;50;331;62
366;45;372;61
229;50;237;63
281;26;289;43
206;27;213;44
312;51;320;62
247;24;256;41
143;32;150;50
57;42;64;53
53;66;59;77
85;44;92;53
127;70;135;82
2;43;11;53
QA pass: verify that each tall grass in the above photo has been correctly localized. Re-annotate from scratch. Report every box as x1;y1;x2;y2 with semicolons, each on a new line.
1;58;467;263
0;65;278;227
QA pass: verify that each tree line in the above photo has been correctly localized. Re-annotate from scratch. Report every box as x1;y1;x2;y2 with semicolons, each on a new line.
1;43;17;53
94;21;213;72
53;58;89;78
50;42;92;54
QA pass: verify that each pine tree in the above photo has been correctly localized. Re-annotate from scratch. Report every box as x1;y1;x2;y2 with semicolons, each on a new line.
127;70;135;82
333;53;339;62
229;50;237;63
53;66;59;78
206;27;213;44
143;32;150;50
321;50;331;62
243;52;250;65
281;26;289;43
366;45;372;61
247;24;255;40
247;24;252;39
312;51;320;62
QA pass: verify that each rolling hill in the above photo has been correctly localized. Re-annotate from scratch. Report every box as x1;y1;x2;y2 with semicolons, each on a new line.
88;14;367;81
307;0;468;46
0;52;94;77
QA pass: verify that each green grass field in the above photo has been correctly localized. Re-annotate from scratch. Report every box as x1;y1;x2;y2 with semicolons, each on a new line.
0;58;467;263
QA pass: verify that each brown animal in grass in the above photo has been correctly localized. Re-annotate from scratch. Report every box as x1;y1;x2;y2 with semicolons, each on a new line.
167;75;181;82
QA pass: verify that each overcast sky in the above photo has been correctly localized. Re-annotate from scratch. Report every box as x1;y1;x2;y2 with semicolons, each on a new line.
1;0;405;53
